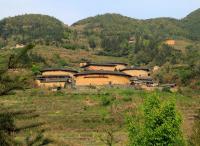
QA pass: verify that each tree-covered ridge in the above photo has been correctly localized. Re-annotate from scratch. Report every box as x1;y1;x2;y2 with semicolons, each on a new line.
72;13;188;39
0;14;71;45
182;8;200;40
72;9;200;51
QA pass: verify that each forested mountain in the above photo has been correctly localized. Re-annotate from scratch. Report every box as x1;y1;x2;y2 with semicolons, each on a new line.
72;9;200;52
0;14;72;46
72;13;185;39
182;8;200;40
73;8;200;41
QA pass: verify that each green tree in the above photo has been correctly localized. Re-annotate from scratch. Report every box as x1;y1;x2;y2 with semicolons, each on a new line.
128;95;185;146
88;36;96;49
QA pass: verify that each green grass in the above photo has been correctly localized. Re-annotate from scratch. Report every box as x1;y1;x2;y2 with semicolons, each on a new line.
0;88;199;145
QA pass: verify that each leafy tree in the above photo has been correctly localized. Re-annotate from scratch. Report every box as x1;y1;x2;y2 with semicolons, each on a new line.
128;95;185;146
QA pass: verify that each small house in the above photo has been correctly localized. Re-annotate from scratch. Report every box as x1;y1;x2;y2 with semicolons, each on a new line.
35;75;72;88
35;68;78;88
120;67;150;77
15;44;25;48
165;39;176;46
74;71;131;86
130;76;155;87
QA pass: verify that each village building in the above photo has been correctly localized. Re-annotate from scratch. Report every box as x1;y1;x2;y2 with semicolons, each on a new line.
164;39;176;46
120;67;150;77
35;68;78;88
15;44;25;49
35;75;72;88
153;66;160;72
40;68;78;78
130;76;155;87
108;62;128;70
128;37;135;44
80;62;127;71
74;71;131;86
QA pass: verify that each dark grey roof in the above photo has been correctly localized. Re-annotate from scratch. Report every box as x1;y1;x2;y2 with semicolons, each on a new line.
36;75;71;79
107;62;128;65
40;79;70;83
130;76;153;81
40;68;78;73
81;63;117;68
74;70;132;77
83;62;128;68
120;67;150;71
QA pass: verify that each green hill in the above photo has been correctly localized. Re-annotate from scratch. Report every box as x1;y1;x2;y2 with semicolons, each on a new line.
182;8;200;40
0;14;71;46
73;13;185;39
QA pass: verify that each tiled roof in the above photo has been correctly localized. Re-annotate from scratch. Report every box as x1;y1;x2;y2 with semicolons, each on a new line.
40;68;78;73
74;70;131;77
81;63;117;68
120;67;150;71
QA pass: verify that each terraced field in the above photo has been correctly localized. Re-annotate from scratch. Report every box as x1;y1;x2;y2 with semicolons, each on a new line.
0;88;199;145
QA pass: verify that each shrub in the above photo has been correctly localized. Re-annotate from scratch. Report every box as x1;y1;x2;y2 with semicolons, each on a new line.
101;96;116;106
128;95;185;146
122;96;132;102
162;86;172;93
101;96;111;106
31;65;41;75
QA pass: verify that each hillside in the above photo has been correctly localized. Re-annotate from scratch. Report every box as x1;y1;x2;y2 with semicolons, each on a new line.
0;14;72;46
0;9;199;88
73;9;200;40
182;8;200;40
73;13;185;39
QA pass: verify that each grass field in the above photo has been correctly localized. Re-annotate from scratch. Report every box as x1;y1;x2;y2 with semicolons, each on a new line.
0;87;199;146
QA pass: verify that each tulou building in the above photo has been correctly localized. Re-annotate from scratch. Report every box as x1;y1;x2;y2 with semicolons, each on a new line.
34;62;157;89
120;67;150;77
80;62;127;71
74;70;131;86
35;68;78;88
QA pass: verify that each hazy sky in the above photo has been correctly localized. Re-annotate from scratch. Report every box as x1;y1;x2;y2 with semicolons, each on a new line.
0;0;200;25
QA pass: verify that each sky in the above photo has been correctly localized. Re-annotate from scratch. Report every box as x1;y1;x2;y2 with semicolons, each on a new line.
0;0;200;25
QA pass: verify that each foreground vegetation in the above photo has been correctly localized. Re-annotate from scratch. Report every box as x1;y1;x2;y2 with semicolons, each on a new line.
0;87;199;145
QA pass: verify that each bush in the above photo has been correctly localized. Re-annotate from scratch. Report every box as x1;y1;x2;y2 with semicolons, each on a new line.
101;96;111;106
128;95;185;146
162;86;172;93
101;96;116;106
31;65;41;75
122;96;132;102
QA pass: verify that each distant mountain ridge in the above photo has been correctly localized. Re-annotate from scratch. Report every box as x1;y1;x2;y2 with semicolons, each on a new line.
0;8;200;47
73;8;200;40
